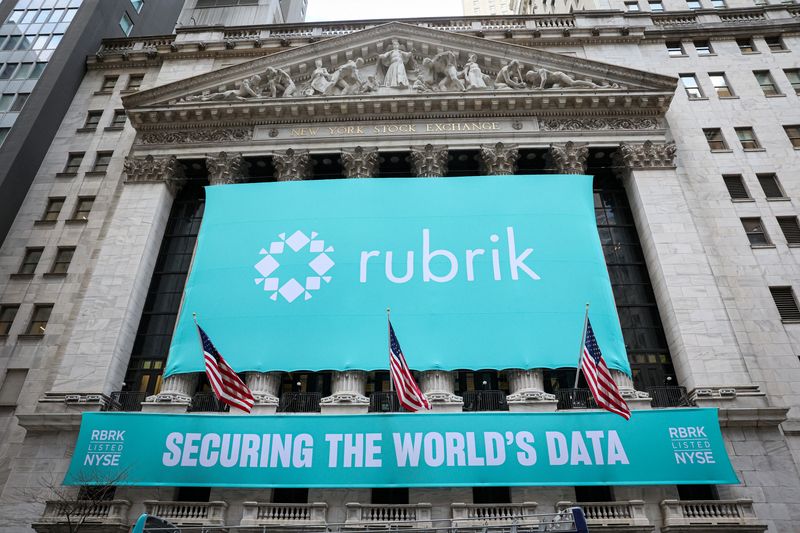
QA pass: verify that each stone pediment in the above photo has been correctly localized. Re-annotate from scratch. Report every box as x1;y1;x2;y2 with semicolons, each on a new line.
123;21;676;127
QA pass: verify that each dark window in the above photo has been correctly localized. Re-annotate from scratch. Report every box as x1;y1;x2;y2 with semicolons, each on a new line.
77;486;116;501
175;486;210;502
576;486;614;502
770;287;800;321
765;36;786;52
0;128;8;144
9;93;29;112
51;247;75;274
785;69;800;95
736;37;755;53
272;488;308;504
30;62;46;79
196;0;259;6
741;217;770;246
83;112;101;130
784;125;800;148
0;305;18;335
679;74;703;98
127;74;144;90
72;197;94;221
2;36;20;50
92;152;113;172
777;217;800;245
371;488;408;505
694;40;712;55
25;304;52;336
0;369;27;405
735;127;760;150
18;248;43;275
473;487;511;504
754;70;780;96
0;63;18;78
0;94;12;112
13;63;33;79
42;197;64;221
101;75;118;91
678;485;718;500
709;73;733;97
110;110;126;128
64;153;84;173
703;128;727;151
666;41;684;57
722;175;749;200
757;174;784;199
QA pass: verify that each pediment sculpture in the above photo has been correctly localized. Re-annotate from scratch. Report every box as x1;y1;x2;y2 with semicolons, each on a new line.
178;42;622;103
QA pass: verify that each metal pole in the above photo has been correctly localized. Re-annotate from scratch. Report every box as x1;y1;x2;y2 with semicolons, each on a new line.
573;303;590;389
387;307;393;393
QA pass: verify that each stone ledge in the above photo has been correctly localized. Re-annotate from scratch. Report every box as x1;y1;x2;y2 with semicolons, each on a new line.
16;413;83;432
717;407;788;428
780;419;800;436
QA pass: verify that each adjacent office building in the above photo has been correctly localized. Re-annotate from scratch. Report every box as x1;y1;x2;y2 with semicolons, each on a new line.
0;0;798;531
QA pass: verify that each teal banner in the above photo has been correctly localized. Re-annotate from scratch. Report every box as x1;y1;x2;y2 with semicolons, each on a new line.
65;409;737;488
166;175;627;376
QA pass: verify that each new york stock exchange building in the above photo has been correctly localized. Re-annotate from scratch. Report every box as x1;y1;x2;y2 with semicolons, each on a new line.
1;2;800;532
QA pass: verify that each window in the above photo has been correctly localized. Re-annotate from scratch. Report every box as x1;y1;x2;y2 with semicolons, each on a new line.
83;112;101;131
110;110;126;128
649;0;664;11
0;94;13;112
735;127;760;150
92;152;113;172
785;69;800;95
46;34;63;49
18;248;43;275
704;128;727;150
119;13;133;36
741;217;770;245
694;40;713;55
2;36;20;50
754;70;780;96
24;304;52;336
765;36;786;52
770;287;800;322
666;41;685;57
272;488;308;504
50;247;74;274
757;174;785;199
678;485;718;500
13;63;33;79
127;74;144;90
473;486;511;504
625;1;640;11
72;197;94;221
784;125;800;148
196;0;260;6
722;175;750;200
777;217;800;245
0;369;27;405
64;153;84;174
371;488;409;505
576;486;614;502
9;93;29;112
679;74;703;98
0;63;18;79
42;197;64;222
30;62;46;79
710;0;725;7
101;75;118;92
0;306;19;336
687;0;701;8
130;0;145;12
0;128;8;145
709;73;733;97
736;37;756;53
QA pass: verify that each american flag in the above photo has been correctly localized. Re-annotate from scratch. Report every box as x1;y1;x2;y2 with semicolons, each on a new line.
197;324;254;414
582;319;631;420
389;321;430;412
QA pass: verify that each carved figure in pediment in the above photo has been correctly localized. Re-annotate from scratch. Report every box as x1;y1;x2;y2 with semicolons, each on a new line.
524;68;620;90
265;67;297;98
431;51;466;92
462;54;490;91
183;73;263;102
304;59;334;96
412;57;436;93
495;60;526;90
377;39;415;89
329;57;366;95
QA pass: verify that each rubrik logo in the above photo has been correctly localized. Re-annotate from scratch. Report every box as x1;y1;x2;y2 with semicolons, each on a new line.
254;230;335;303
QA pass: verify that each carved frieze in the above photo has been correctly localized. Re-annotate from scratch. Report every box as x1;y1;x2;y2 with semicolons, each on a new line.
409;144;449;177
616;140;677;170
341;146;379;178
206;152;250;186
541;117;659;131
138;128;253;145
480;142;519;175
123;154;186;194
547;142;589;175
273;148;312;181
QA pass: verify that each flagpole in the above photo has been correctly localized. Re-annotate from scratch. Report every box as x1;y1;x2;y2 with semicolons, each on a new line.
387;307;393;393
573;303;590;389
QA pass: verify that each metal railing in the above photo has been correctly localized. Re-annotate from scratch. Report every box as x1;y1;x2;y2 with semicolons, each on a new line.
277;392;321;413
647;386;695;408
461;390;509;412
188;392;230;413
555;388;597;410
106;391;147;412
369;391;402;413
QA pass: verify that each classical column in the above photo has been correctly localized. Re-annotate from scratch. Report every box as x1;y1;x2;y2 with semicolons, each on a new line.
141;373;199;413
480;142;519;175
419;370;463;412
409;144;448;177
246;371;281;414
506;369;557;412
44;156;185;410
615;141;766;408
206;151;250;185
547;142;589;174
321;371;369;414
341;146;379;178
610;370;651;410
273;148;312;181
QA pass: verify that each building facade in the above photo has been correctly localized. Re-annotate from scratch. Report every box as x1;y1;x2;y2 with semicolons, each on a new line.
0;2;799;532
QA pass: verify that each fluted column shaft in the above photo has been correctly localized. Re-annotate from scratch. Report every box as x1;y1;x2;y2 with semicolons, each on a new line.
245;371;281;405
419;370;463;412
507;369;557;411
321;371;369;413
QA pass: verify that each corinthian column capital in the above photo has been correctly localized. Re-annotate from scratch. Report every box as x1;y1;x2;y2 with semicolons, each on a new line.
615;141;677;171
341;146;379;178
272;148;312;181
480;142;519;175
409;144;449;177
206;151;250;186
123;154;186;195
547;142;589;174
